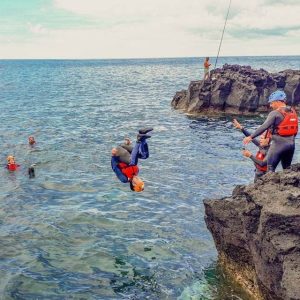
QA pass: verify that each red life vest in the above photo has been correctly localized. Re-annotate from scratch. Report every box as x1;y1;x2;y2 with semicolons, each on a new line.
118;162;139;179
255;151;267;172
7;164;19;171
276;107;298;136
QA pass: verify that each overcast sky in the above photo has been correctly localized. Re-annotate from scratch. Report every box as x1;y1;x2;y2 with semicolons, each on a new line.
0;0;299;59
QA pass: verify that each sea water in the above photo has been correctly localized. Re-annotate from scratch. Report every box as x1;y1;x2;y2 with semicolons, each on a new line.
0;56;299;299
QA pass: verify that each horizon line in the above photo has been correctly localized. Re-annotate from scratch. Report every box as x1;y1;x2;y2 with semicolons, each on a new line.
0;54;300;61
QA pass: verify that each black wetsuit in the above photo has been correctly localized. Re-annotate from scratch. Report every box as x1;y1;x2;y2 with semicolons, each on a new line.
250;109;296;172
242;128;269;181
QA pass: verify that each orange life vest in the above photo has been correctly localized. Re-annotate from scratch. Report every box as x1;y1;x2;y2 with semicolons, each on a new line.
255;151;267;172
118;162;139;179
276;107;298;136
204;61;210;69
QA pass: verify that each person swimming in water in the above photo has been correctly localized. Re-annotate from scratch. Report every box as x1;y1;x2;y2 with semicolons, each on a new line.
111;128;153;192
6;155;20;171
28;136;36;146
6;155;35;177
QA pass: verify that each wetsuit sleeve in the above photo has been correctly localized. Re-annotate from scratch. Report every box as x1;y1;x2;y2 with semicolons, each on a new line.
249;155;267;167
111;157;129;183
242;128;259;147
250;111;280;139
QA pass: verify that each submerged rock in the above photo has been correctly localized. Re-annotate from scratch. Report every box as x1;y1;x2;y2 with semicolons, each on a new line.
172;65;300;115
204;164;300;300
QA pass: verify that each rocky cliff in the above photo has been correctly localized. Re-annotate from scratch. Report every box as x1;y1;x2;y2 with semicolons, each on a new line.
204;164;300;300
171;65;300;115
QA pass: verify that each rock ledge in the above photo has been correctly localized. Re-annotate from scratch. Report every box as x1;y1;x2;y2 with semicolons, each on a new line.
204;164;300;300
172;65;300;115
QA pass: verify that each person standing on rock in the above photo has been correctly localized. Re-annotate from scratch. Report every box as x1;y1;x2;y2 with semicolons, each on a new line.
243;90;298;172
233;119;271;181
203;57;211;81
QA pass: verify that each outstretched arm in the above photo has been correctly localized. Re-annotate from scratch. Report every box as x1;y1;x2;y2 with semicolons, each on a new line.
111;157;129;183
233;119;259;147
242;128;260;147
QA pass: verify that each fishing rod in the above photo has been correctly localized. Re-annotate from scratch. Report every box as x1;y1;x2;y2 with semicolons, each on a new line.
214;0;232;69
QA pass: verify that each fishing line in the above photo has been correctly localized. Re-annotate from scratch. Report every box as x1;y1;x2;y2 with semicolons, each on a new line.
214;0;232;69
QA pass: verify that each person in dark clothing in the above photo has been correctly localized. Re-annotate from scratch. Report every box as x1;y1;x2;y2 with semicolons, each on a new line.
111;128;153;192
243;90;298;172
233;119;270;181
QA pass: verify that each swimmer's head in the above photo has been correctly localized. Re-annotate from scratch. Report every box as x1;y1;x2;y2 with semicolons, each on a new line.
7;155;15;164
28;136;36;145
130;176;144;192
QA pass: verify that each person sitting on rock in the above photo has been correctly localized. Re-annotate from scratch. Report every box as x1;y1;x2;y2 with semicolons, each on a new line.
111;128;153;192
243;90;298;172
233;119;271;181
203;57;211;81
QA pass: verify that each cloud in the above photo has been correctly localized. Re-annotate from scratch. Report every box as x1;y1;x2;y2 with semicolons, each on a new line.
229;26;300;39
27;23;49;35
0;0;299;58
263;0;299;4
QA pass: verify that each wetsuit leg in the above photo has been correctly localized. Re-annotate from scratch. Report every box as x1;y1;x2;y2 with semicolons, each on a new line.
267;142;283;172
115;146;131;165
267;141;294;172
129;139;149;166
138;140;149;159
280;145;295;169
120;144;133;153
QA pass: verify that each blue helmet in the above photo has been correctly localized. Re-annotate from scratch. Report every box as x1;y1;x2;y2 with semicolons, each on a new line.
268;90;287;103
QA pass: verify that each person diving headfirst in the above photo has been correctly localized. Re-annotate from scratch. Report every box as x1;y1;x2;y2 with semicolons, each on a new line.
111;128;153;192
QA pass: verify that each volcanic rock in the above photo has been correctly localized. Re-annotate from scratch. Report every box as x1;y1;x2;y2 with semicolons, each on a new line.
172;65;300;115
204;164;300;299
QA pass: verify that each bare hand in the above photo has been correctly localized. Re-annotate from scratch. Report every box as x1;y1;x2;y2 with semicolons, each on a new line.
243;136;252;145
242;149;252;157
232;119;242;130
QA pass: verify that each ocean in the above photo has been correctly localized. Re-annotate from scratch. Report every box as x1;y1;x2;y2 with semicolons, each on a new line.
0;56;299;299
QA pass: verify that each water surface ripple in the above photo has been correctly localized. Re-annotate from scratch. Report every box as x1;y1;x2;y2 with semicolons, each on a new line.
0;57;299;299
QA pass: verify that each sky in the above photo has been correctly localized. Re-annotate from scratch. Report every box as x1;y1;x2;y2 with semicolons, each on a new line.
0;0;299;59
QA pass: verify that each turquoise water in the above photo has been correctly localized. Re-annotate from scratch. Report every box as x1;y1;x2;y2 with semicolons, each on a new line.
0;57;299;299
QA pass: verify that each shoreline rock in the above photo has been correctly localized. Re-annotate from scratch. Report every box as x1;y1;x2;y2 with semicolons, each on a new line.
204;164;300;300
171;65;300;115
